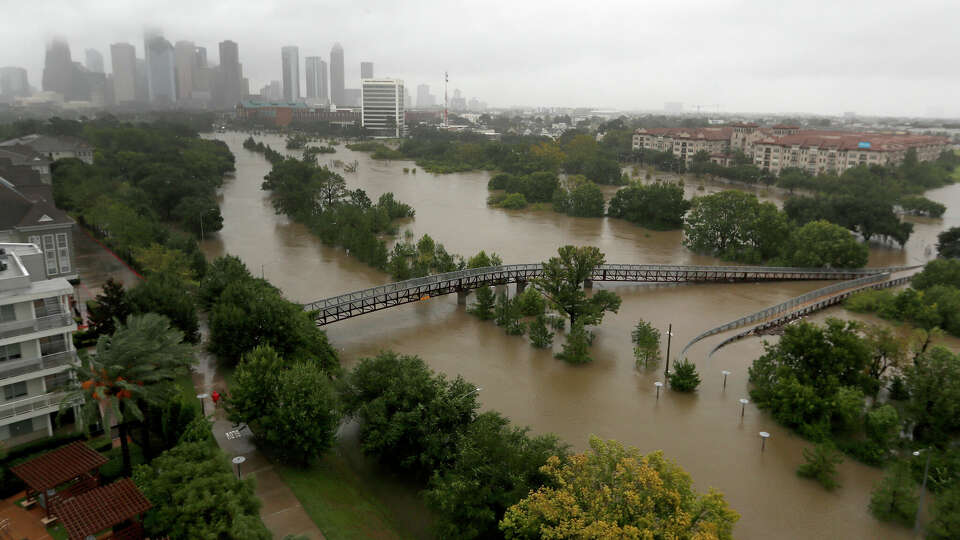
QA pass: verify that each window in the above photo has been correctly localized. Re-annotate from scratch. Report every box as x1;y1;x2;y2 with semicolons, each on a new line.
3;381;28;400
42;235;57;275
0;304;14;322
0;343;21;362
39;334;67;356
56;233;70;274
9;418;34;437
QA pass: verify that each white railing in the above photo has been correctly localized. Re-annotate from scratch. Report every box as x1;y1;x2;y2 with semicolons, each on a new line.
0;350;78;381
0;392;80;421
0;313;75;340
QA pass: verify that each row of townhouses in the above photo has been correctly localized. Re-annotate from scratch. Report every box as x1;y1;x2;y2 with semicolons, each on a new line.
632;124;951;175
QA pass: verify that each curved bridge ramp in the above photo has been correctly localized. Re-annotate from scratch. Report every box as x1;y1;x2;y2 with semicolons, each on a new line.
304;263;916;326
679;271;915;359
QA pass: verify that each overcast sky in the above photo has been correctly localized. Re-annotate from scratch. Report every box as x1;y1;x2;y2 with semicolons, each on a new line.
3;0;958;117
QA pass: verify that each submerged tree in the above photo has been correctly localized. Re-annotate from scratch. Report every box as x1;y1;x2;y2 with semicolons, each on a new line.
869;460;918;526
796;443;844;491
631;320;661;367
533;245;621;328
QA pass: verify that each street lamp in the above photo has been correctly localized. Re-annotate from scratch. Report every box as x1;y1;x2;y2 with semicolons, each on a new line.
232;456;246;479
914;449;932;534
664;324;674;377
739;398;749;419
759;432;770;452
654;381;664;401
454;386;482;400
197;393;209;417
721;370;731;390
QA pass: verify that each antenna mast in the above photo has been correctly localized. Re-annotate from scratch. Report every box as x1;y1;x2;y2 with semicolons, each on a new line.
444;71;448;128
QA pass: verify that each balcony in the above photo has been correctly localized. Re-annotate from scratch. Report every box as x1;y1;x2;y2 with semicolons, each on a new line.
0;391;81;422
0;350;78;382
0;313;74;340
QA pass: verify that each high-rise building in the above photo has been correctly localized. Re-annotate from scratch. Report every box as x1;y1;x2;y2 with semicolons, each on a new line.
330;43;344;106
0;67;29;99
360;61;373;79
144;32;176;102
84;49;104;73
361;78;405;137
110;43;137;103
260;80;283;100
191;47;211;100
281;46;300;102
305;56;328;102
174;41;195;101
416;84;433;107
216;40;242;108
134;58;149;102
42;39;74;99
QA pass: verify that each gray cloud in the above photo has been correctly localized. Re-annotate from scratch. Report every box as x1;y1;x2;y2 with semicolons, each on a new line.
2;0;957;116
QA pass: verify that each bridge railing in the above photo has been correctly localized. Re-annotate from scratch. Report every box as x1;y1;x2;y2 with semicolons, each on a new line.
679;273;891;357
304;263;916;312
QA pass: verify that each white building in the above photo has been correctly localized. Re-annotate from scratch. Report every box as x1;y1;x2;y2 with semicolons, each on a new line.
0;243;80;446
281;46;300;102
361;78;405;137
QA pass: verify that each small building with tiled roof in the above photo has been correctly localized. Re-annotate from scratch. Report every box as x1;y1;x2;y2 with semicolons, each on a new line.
54;478;152;540
10;441;108;516
0;134;93;165
0;180;76;280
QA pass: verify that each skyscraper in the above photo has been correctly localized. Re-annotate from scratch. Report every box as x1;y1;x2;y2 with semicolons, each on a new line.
416;84;432;107
192;47;211;101
216;40;242;108
84;49;104;73
305;56;328;102
330;43;344;106
110;43;137;103
144;32;176;102
362;78;405;137
42;39;74;98
281;46;300;102
174;41;195;101
134;58;149;102
0;67;29;99
360;61;373;79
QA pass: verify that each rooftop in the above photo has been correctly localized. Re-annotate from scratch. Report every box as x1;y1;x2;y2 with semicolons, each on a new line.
10;441;108;492
54;479;152;540
0;134;92;153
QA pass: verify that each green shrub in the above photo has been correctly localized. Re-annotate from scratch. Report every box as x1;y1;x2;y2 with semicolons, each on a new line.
796;442;843;490
668;359;701;392
498;193;528;209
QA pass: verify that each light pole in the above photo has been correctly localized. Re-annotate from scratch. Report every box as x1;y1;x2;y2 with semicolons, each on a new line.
721;370;731;390
199;212;204;242
654;381;664;401
232;456;246;479
914;449;932;534
739;398;749;419
664;324;673;377
454;386;482;401
759;432;770;452
197;393;209;417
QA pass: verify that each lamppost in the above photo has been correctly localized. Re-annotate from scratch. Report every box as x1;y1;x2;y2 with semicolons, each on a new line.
232;456;246;479
197;393;209;417
654;381;664;401
914;449;932;534
454;386;482;401
664;324;673;377
759;432;770;452
721;370;731;390
739;398;749;419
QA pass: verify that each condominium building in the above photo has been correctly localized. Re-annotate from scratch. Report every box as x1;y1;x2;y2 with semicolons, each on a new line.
632;125;950;175
0;243;80;447
361;79;405;137
281;46;300;102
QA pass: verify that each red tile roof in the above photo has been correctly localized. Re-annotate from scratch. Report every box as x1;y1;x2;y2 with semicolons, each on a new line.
9;441;108;491
635;127;733;141
54;478;152;540
753;131;948;152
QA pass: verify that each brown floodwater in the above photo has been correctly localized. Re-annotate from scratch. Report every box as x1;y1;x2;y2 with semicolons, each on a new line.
202;132;960;539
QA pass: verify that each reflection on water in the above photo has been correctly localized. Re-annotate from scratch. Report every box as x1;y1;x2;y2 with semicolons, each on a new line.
204;132;960;539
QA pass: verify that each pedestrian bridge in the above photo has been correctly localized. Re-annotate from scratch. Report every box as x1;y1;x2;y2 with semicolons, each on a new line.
303;263;916;326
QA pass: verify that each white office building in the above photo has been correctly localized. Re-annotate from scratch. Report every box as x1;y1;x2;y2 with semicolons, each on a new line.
361;78;405;137
0;243;80;446
281;46;300;102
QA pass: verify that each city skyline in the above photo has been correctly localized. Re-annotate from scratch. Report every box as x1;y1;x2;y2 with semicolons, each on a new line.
2;1;959;116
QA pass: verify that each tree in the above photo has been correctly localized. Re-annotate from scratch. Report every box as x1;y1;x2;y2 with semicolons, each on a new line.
499;437;739;539
339;352;480;477
468;286;496;320
904;346;960;445
528;315;554;349
555;322;594;364
533;246;621;328
85;278;130;338
865;404;901;450
796;443;843;490
466;250;504;268
127;274;200;343
669;359;701;392
684;191;791;263
784;220;869;268
928;483;960;539
869;460;918;526
607;181;690;230
936;227;960;259
199;255;254;308
424;411;568;539
631;320;661;367
65;314;194;477
134;440;271;540
912;259;960;290
863;324;906;395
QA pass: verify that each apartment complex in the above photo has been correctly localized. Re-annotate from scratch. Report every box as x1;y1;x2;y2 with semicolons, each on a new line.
0;243;80;446
361;79;405;137
236;100;360;128
632;124;950;175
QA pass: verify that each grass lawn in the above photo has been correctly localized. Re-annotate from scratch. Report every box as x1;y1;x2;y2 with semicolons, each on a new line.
277;452;415;540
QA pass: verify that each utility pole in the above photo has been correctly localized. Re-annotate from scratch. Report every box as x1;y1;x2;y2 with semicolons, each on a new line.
664;323;673;377
443;71;448;128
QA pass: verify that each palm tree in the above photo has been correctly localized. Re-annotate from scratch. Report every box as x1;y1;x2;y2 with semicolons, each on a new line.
63;313;194;477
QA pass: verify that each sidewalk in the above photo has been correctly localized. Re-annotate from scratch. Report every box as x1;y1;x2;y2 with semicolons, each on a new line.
194;320;325;540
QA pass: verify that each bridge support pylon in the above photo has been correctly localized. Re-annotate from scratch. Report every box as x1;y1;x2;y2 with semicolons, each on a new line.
457;289;470;306
583;279;593;289
516;281;527;294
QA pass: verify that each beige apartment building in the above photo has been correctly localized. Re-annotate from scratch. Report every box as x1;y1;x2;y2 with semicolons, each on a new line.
632;125;949;175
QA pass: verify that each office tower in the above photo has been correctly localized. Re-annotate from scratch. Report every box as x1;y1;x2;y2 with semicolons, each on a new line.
280;46;300;101
195;47;207;68
0;67;29;98
174;41;195;101
330;43;344;106
360;61;373;79
305;56;328;102
416;84;431;107
144;32;176;102
191;47;211;100
361;78;405;137
216;40;241;108
84;49;104;73
134;58;148;102
110;43;137;103
404;87;412;109
42;39;74;98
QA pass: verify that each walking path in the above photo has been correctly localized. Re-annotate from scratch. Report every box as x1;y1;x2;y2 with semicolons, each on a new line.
193;319;325;540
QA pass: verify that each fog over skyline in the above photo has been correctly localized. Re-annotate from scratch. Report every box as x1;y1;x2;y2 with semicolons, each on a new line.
3;0;958;117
